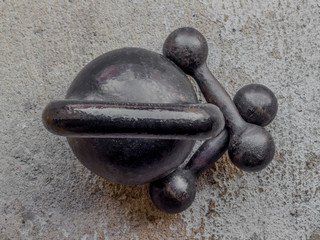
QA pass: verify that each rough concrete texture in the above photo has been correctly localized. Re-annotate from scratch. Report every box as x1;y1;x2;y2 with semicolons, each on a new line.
1;0;319;239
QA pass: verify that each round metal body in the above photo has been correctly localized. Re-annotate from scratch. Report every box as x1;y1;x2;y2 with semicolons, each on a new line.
65;48;198;185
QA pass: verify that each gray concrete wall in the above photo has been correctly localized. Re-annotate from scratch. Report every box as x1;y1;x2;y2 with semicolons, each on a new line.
1;1;319;239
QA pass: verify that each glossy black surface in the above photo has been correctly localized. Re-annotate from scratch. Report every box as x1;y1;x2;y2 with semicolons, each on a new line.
233;84;278;127
163;27;276;172
43;101;224;140
44;48;201;185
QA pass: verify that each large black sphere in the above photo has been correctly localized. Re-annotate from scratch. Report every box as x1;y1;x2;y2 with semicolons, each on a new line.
234;84;278;127
150;169;196;214
66;48;198;185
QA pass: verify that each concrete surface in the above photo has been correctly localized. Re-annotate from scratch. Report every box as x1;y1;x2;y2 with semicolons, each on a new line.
1;0;319;239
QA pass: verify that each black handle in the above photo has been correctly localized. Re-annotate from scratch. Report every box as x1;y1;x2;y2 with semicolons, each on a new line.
43;100;225;140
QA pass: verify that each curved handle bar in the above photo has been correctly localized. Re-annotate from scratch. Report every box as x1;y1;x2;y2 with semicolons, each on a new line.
42;100;225;140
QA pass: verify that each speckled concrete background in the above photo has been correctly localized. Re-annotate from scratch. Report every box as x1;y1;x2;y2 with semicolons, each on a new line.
1;0;319;239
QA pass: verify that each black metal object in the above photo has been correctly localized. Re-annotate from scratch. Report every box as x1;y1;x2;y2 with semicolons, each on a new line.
43;28;278;213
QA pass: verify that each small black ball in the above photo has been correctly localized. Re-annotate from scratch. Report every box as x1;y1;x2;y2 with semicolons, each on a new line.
163;27;208;74
234;84;278;127
228;125;275;172
149;168;196;214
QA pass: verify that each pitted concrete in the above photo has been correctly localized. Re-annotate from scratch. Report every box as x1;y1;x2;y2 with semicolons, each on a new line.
1;1;319;239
